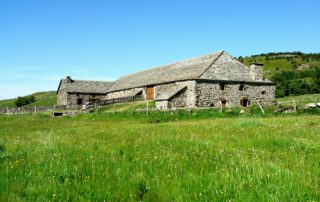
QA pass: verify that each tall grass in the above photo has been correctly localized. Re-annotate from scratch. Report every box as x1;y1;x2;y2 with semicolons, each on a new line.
0;112;319;201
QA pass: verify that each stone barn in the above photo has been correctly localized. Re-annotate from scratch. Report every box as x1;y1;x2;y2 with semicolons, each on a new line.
106;51;275;109
57;76;113;107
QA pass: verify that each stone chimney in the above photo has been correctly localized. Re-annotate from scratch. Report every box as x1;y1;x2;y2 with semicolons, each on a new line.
250;63;264;81
65;76;73;83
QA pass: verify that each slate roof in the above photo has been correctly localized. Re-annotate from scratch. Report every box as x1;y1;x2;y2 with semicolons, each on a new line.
58;79;113;94
107;51;224;92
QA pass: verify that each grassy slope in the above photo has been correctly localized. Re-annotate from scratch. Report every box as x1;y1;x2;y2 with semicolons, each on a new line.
276;93;320;105
241;55;320;78
0;91;57;108
0;112;319;201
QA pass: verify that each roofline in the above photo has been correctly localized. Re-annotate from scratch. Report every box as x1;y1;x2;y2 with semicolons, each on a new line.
195;79;276;85
57;77;114;94
198;51;224;78
67;92;107;95
107;78;275;93
107;51;225;93
56;79;63;94
106;51;225;93
71;79;113;83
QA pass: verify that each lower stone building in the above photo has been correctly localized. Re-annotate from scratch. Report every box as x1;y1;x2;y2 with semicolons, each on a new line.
106;51;275;109
57;76;113;107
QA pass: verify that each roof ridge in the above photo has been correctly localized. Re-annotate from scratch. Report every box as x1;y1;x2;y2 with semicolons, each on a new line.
116;51;224;80
72;79;113;83
197;51;224;78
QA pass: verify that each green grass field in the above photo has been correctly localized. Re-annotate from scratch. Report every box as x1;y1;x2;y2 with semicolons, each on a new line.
0;91;57;108
276;93;320;105
0;110;319;201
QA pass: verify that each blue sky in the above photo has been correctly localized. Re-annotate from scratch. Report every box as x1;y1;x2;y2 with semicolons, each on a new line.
0;0;319;99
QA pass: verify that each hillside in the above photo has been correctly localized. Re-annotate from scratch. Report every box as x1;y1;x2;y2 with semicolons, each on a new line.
0;91;57;108
239;52;320;78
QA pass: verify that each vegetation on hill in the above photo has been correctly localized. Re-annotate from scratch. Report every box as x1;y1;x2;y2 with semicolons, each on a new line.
240;52;320;97
0;91;57;108
240;52;320;78
0;111;319;201
15;95;36;107
271;68;320;97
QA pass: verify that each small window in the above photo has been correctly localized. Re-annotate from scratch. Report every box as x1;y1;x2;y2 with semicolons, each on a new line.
77;98;83;105
239;85;245;91
261;91;266;95
219;84;225;90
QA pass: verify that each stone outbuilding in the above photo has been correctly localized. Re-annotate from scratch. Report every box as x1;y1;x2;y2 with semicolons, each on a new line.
106;51;275;109
57;76;113;107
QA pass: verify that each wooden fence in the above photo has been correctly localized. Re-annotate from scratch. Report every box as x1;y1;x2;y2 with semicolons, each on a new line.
0;95;145;115
84;95;144;110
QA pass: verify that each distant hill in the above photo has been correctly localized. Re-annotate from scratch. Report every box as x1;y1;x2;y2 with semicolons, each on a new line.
239;52;320;78
0;91;57;108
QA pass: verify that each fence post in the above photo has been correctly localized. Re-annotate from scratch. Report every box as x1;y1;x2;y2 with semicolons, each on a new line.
256;100;265;114
293;100;297;113
146;102;149;116
34;106;37;114
6;107;9;115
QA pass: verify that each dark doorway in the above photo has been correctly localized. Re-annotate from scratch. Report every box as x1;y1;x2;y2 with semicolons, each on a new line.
240;98;249;107
221;99;227;108
77;98;83;105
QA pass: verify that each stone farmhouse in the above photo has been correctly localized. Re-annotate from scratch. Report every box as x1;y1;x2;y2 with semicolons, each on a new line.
105;51;275;109
56;76;113;106
57;51;275;109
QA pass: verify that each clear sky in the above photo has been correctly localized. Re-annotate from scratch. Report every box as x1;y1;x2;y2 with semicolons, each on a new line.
0;0;319;99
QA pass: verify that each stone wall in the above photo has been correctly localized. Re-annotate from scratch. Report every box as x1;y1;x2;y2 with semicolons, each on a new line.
67;93;105;106
195;81;275;108
57;88;68;106
155;100;168;110
168;88;187;108
154;81;196;109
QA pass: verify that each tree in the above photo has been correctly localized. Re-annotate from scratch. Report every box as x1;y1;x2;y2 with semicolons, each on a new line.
15;95;36;107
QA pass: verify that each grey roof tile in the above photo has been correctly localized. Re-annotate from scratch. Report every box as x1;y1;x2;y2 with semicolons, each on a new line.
63;80;113;94
108;51;224;92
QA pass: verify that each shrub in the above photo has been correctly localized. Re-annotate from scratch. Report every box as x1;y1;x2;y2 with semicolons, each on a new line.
15;95;36;107
0;142;5;152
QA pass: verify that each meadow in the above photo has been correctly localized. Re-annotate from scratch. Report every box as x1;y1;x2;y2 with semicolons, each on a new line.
0;109;320;201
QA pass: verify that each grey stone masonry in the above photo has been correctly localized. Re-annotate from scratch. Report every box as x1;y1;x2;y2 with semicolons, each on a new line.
195;81;275;108
154;81;196;109
67;93;105;107
250;63;264;81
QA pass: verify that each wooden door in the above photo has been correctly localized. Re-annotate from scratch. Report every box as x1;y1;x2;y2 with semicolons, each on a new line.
146;86;154;100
